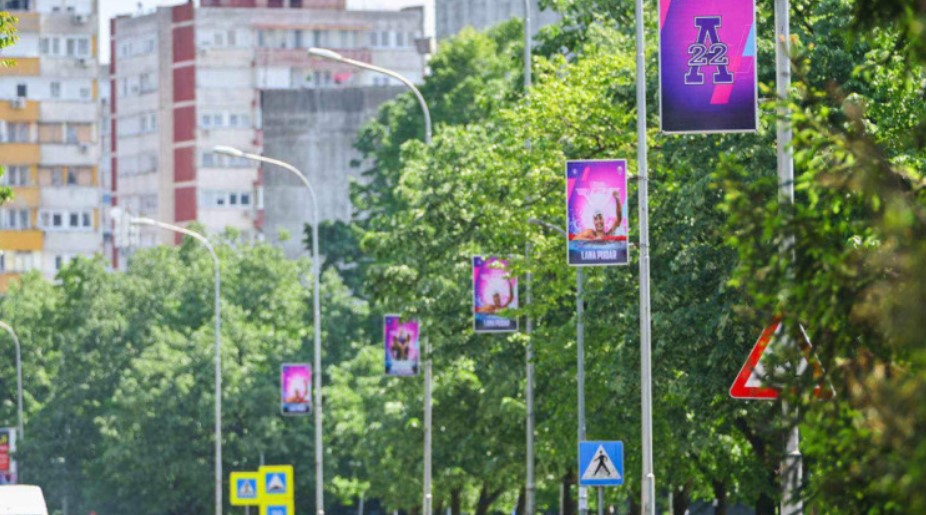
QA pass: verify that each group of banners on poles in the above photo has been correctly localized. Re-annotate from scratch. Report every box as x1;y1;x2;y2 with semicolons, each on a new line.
659;0;758;133
472;256;519;333
230;465;295;515
280;364;311;415
383;315;421;376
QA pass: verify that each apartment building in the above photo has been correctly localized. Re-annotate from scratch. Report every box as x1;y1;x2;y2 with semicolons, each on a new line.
435;0;559;41
110;0;424;266
0;0;102;289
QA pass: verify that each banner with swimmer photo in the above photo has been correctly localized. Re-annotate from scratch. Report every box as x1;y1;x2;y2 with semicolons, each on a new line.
566;159;629;266
472;256;519;333
383;315;420;377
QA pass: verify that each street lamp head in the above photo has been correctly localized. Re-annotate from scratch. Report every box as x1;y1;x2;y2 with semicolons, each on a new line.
308;47;344;61
213;145;245;158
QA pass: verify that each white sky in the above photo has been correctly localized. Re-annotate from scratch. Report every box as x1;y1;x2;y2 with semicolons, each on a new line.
98;0;435;63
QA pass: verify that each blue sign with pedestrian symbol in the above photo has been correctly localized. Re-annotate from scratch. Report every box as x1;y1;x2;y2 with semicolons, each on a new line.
267;506;289;515
265;472;287;495
578;441;624;487
236;478;257;499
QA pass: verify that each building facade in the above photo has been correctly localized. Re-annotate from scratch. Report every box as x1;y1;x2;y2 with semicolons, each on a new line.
261;87;405;258
109;0;424;266
435;0;559;41
0;0;102;289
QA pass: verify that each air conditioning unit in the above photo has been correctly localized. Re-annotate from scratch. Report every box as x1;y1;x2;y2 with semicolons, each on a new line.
78;143;90;154
72;14;89;24
10;98;26;109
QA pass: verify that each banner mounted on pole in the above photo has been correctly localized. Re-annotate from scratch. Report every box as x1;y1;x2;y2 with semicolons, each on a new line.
566;159;629;266
383;315;420;377
280;364;312;415
472;256;519;333
659;0;758;133
0;427;16;484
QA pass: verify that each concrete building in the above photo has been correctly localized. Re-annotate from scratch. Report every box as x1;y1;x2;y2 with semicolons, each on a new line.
261;86;404;258
435;0;559;41
109;0;425;266
0;0;102;289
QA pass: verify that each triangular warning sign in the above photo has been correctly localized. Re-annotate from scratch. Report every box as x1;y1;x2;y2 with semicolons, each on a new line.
267;474;286;493
730;318;830;400
581;445;621;481
238;480;255;498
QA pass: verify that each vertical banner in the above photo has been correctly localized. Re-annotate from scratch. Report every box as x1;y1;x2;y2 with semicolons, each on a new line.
280;364;312;415
566;159;629;266
472;256;519;333
383;315;420;376
659;0;758;133
0;427;16;484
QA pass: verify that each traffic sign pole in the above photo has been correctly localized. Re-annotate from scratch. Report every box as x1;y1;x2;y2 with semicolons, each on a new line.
577;268;587;515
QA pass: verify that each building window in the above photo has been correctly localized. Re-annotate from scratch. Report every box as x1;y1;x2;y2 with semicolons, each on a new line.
50;81;61;98
1;209;30;230
1;165;30;186
0;122;30;143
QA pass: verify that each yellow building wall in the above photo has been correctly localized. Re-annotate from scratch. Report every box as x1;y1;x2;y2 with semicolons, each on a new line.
0;57;40;76
8;187;40;208
0;144;40;164
0;100;40;122
0;230;43;251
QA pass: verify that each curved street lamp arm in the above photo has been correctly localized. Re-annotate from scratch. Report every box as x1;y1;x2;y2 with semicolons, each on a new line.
528;217;567;238
308;49;431;144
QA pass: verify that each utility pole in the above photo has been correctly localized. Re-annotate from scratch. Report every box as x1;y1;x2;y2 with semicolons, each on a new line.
523;2;535;514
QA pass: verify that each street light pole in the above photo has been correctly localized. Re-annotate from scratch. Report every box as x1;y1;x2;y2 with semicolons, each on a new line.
305;50;435;514
213;146;325;515
774;0;802;512
0;321;24;443
522;3;535;514
127;216;223;515
631;0;656;508
528;218;588;514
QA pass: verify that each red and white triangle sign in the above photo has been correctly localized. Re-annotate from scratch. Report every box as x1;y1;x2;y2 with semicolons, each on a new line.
730;317;830;400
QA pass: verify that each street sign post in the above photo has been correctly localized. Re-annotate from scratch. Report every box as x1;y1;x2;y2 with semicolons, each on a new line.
578;441;624;487
230;471;261;506
258;465;294;502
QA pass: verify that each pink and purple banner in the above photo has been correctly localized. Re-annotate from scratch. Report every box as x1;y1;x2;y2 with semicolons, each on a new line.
384;315;420;376
566;160;629;266
472;256;519;333
281;364;312;415
659;0;757;133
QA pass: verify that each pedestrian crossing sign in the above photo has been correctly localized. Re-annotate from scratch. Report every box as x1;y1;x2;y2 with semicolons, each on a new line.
578;441;624;487
259;465;294;500
261;502;294;515
230;471;262;506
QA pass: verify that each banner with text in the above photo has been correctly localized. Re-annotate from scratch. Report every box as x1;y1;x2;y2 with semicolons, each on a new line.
384;315;420;377
280;364;311;415
659;0;758;133
566;160;629;266
472;256;519;333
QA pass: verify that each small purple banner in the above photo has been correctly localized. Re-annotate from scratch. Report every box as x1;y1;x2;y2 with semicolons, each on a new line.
472;256;519;333
566;160;629;266
281;364;311;415
659;0;757;133
384;315;420;377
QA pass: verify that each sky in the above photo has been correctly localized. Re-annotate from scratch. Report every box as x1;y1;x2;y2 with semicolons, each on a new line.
98;0;436;63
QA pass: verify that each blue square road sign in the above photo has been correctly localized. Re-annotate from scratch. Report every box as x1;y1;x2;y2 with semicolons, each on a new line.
578;441;624;487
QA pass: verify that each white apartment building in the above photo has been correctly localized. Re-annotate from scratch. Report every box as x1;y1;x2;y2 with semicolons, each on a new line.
0;0;102;289
435;0;560;41
110;0;424;267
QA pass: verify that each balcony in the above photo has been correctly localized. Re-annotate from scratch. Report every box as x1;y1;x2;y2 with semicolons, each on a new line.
0;230;44;251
